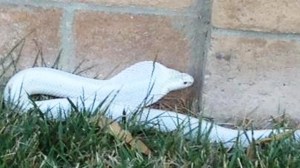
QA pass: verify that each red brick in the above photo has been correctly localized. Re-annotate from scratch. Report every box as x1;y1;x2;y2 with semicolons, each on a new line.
73;12;194;107
0;6;62;71
73;12;190;79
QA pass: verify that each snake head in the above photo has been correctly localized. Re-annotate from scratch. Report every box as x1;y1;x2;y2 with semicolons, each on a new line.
166;70;194;92
146;62;194;94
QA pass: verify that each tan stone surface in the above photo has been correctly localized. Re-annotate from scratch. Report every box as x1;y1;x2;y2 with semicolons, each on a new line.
203;35;300;123
212;0;300;33
74;11;190;79
0;7;62;72
54;0;194;9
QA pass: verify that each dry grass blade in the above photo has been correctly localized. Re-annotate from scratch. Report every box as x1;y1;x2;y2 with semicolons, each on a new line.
255;130;295;145
90;116;152;156
246;130;295;160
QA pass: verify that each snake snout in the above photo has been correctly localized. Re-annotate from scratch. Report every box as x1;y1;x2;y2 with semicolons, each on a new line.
181;73;194;87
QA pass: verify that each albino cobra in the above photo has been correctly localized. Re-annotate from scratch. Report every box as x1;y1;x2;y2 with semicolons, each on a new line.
3;61;300;148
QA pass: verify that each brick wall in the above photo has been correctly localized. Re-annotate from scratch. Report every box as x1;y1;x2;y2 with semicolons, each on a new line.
205;0;300;124
0;0;208;111
1;0;299;124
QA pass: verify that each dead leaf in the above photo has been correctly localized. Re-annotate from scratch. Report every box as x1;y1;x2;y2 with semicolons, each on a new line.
91;116;152;155
247;130;295;160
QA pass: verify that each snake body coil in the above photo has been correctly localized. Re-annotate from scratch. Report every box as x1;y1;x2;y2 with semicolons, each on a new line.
3;61;299;147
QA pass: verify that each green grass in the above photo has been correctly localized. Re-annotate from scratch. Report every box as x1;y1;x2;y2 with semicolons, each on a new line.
1;97;300;168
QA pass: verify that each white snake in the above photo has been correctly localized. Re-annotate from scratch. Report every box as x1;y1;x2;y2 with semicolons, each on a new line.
3;61;300;147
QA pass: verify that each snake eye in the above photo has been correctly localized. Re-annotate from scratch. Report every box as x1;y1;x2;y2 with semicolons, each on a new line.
184;82;188;85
